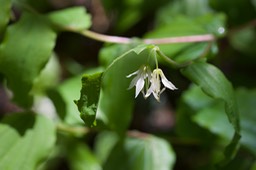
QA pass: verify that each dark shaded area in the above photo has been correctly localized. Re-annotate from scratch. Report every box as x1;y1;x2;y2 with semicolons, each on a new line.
1;113;35;136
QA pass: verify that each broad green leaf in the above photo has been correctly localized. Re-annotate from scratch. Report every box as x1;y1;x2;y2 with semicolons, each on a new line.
192;102;234;140
0;13;57;108
94;131;119;164
67;141;102;170
0;113;56;170
192;88;256;157
103;132;176;170
48;7;91;31
181;62;239;131
0;0;11;35
75;72;103;127
176;85;218;141
181;62;240;164
96;45;154;134
32;54;61;95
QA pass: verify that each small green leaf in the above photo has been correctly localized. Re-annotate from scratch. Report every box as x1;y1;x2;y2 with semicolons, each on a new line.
0;0;11;35
47;7;91;31
181;61;240;164
97;45;154;134
75;72;103;127
0;13;57;108
103;132;176;170
0;113;56;170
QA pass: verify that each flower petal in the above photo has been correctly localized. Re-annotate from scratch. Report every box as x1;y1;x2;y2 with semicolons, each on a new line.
160;70;177;90
128;75;140;89
126;70;139;78
135;77;145;98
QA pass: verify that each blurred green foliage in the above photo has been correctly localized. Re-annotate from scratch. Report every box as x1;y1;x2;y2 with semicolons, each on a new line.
0;0;256;169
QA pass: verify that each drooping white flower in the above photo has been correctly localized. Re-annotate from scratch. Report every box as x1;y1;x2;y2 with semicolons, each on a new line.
126;65;152;98
145;68;177;101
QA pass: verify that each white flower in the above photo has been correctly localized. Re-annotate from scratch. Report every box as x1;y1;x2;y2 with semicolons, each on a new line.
145;68;177;101
126;65;152;98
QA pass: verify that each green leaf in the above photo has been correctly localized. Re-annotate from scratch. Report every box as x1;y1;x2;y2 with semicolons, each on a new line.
176;85;217;141
187;87;256;164
67;141;102;170
96;45;154;134
75;72;103;127
236;88;256;156
0;0;11;35
94;131;119;165
181;62;239;131
103;132;176;170
192;102;234;140
229;26;256;56
209;0;256;26
0;13;57;108
181;61;240;164
47;7;91;31
48;74;85;125
49;67;104;125
0;113;56;170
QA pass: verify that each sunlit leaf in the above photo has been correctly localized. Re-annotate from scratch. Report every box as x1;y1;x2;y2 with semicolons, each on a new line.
0;13;57;108
48;7;91;31
0;113;56;170
103;132;176;170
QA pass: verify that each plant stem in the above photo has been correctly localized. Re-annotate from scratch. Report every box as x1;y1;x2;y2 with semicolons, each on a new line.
80;30;215;44
156;49;191;68
57;123;89;136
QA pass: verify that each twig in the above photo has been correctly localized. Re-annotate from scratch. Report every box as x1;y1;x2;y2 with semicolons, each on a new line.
80;30;215;44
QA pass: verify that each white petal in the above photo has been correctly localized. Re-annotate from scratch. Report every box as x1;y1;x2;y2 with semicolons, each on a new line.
128;76;140;89
126;70;139;78
160;71;177;90
152;91;160;102
145;84;153;98
135;77;145;98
